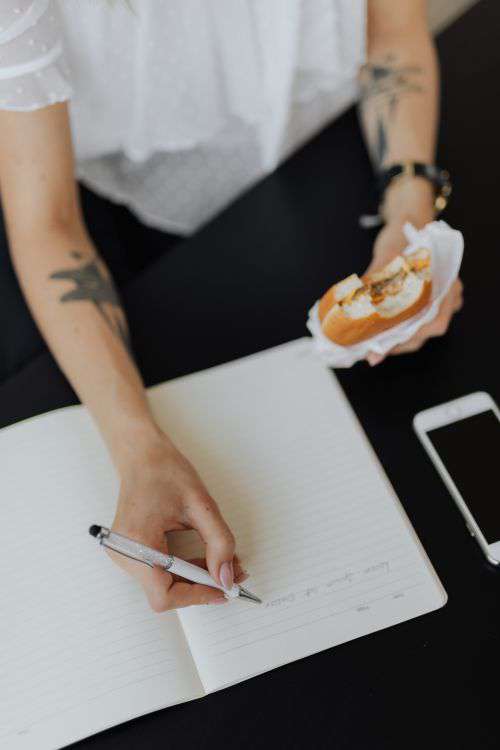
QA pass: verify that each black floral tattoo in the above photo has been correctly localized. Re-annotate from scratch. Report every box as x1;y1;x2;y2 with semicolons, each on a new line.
360;56;423;109
359;54;423;167
49;251;130;350
374;118;388;168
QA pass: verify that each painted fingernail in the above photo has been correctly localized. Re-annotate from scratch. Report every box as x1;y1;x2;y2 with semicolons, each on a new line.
212;597;228;605
219;561;234;590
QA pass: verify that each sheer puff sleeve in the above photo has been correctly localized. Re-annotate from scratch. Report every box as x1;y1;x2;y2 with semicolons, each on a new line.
0;0;72;111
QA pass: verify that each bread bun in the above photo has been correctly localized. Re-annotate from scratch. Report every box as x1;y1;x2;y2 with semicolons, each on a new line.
318;248;432;346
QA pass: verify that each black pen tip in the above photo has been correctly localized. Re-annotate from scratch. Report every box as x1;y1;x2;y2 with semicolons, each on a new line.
89;524;102;538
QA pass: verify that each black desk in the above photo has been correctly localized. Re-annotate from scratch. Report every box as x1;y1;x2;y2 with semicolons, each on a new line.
2;3;499;748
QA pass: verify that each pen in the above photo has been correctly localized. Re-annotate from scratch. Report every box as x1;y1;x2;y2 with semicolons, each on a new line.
89;525;262;604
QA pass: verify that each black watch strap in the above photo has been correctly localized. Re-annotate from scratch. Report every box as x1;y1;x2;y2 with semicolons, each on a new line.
378;163;451;208
359;162;452;229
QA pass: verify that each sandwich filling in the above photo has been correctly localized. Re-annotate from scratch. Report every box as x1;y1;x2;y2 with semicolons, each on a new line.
334;248;431;320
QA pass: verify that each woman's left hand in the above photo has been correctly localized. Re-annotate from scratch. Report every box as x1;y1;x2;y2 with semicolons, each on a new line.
365;209;463;366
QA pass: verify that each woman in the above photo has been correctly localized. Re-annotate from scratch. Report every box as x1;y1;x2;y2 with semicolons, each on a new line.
0;0;462;610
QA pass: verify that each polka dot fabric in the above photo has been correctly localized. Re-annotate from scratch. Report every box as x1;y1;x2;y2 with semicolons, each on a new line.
0;0;366;234
0;0;71;110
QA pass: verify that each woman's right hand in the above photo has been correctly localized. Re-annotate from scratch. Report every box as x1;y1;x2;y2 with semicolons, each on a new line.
0;93;242;613
109;428;244;612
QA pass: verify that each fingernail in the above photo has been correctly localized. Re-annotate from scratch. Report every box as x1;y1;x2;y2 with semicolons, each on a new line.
367;353;384;366
219;561;234;590
212;597;228;605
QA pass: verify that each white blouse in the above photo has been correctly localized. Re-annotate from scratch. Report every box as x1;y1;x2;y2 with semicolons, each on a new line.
0;0;366;234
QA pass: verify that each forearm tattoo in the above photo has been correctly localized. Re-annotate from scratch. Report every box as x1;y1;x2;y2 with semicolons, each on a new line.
49;251;131;351
359;54;423;168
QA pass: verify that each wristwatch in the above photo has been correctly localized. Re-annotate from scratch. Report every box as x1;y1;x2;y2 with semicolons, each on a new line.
360;161;452;229
378;162;452;212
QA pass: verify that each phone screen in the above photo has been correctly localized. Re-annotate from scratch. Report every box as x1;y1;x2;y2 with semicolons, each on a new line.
427;410;500;543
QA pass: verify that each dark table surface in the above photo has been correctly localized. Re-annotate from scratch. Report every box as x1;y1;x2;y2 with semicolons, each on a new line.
2;2;499;748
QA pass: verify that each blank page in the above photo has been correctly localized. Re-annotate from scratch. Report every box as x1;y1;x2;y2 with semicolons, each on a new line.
148;339;447;692
0;408;203;750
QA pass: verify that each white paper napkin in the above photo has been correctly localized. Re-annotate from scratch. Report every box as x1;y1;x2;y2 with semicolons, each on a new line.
306;221;464;368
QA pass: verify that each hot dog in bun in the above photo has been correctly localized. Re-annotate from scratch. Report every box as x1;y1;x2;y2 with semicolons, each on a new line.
318;248;432;346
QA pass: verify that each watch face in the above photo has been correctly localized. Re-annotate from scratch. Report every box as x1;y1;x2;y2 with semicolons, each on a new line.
435;195;447;212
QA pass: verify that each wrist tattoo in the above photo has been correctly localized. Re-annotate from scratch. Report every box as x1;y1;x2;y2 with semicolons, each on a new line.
359;54;423;168
49;251;131;352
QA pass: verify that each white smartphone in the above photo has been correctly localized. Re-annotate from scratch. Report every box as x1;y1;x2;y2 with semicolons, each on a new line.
413;391;500;566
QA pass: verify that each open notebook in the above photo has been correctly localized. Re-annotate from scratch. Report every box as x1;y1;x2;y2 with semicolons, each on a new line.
0;338;446;749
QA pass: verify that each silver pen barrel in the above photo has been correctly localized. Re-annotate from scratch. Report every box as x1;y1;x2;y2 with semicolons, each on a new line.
89;525;262;604
89;525;174;570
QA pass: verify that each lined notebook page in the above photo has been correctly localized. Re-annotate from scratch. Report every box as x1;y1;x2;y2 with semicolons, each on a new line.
148;339;447;692
0;337;447;750
0;409;202;750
